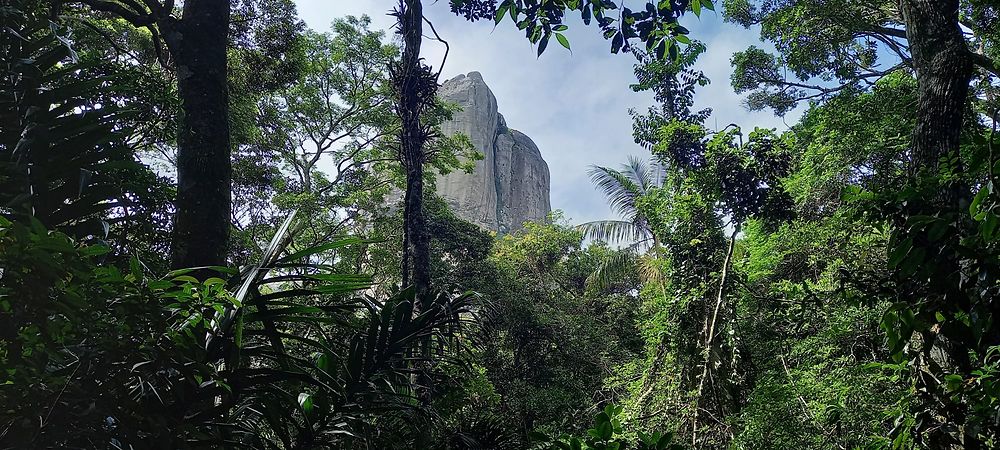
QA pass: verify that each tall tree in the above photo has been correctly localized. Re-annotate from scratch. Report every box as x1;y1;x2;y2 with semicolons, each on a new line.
899;0;976;178
581;157;665;291
240;18;399;258
65;0;231;268
392;0;434;298
725;0;998;177
727;1;1000;445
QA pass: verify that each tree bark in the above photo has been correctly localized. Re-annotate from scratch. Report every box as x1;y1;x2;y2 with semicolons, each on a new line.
397;0;431;299
900;0;973;180
394;2;435;445
898;1;976;447
163;0;232;269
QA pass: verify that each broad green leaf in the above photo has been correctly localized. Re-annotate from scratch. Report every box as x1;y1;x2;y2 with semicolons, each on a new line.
298;392;314;414
494;3;509;25
556;32;571;51
537;34;550;56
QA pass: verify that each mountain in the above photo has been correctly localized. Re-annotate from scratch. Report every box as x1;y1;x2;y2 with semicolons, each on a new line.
435;72;551;234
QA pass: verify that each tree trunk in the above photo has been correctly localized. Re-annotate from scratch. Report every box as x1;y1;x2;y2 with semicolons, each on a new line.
394;1;435;445
899;1;976;447
691;224;739;447
163;0;232;269
397;0;431;299
900;0;973;180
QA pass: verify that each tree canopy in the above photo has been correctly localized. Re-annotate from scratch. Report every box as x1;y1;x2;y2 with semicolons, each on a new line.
2;0;999;448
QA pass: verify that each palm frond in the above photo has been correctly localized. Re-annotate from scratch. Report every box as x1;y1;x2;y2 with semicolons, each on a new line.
623;155;656;195
585;249;638;292
588;165;643;217
578;220;649;245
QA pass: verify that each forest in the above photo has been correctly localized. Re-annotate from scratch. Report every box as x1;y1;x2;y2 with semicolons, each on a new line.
1;0;999;448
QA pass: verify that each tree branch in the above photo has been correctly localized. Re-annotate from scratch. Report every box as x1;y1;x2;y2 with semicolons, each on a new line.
75;0;154;26
969;51;1000;78
422;16;449;80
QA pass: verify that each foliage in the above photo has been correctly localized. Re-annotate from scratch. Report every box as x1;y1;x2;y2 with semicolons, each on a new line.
531;405;685;450
479;219;643;443
8;0;1000;448
630;42;711;148
450;0;715;61
0;212;477;448
723;0;998;114
0;4;141;234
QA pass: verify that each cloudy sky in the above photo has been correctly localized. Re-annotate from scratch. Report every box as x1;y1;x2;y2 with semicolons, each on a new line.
295;0;801;224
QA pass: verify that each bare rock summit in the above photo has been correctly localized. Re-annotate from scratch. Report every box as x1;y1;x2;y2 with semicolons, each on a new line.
435;72;551;234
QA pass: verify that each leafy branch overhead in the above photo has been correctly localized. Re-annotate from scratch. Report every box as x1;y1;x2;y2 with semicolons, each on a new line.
724;0;1000;114
450;0;715;59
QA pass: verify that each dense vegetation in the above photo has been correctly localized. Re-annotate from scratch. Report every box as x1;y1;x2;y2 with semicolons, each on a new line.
2;0;999;448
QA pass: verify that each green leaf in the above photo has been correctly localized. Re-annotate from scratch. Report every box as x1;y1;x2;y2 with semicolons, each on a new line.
276;237;369;264
597;420;613;440
537;34;550;57
556;32;571;51
970;183;990;216
983;213;999;242
944;374;964;391
298;392;314;414
899;245;925;276
887;237;913;268
173;275;201;284
611;32;624;53
79;244;110;257
657;431;675;449
494;3;509;25
203;277;227;287
927;220;949;242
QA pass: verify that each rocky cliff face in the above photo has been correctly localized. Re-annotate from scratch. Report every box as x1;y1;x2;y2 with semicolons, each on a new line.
435;72;551;233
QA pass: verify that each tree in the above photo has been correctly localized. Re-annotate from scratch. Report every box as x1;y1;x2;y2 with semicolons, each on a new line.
482;219;643;443
726;0;998;175
727;1;1000;445
63;0;232;269
724;76;924;449
238;17;399;260
580;157;666;291
391;0;434;299
631;43;712;148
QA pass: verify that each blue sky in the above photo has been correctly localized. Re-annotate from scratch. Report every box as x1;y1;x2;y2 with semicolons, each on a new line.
295;0;801;225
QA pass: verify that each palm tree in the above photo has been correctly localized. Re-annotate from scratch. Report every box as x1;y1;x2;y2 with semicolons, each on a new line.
578;156;664;291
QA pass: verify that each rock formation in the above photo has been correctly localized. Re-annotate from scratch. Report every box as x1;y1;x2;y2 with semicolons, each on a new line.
435;72;551;234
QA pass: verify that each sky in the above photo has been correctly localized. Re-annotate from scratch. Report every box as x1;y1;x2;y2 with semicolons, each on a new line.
295;0;802;225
